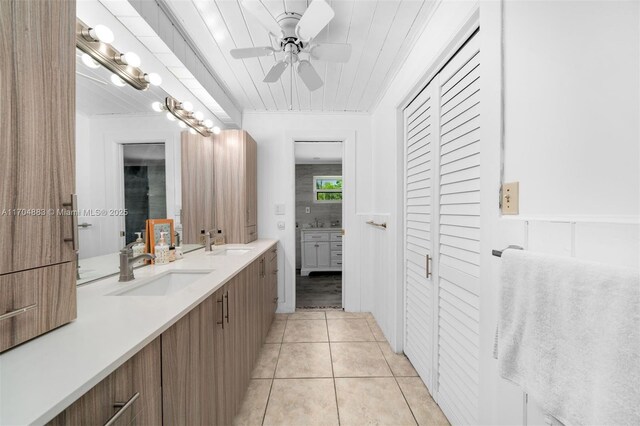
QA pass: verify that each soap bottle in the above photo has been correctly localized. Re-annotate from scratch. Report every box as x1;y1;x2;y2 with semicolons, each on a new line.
214;229;225;246
132;232;145;266
175;232;184;260
155;232;170;265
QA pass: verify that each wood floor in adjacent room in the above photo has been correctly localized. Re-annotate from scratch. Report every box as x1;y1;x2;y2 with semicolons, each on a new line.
233;311;450;425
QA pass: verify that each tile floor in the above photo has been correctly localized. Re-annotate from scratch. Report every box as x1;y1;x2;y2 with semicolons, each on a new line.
234;311;450;426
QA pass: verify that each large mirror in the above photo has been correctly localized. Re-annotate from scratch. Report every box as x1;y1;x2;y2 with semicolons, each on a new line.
75;48;203;285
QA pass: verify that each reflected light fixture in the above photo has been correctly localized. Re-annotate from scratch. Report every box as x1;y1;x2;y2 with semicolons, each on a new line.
81;53;101;69
151;96;218;137
212;126;221;135
77;18;161;91
110;74;126;87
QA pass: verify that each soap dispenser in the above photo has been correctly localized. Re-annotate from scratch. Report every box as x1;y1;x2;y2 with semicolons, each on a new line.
132;232;145;266
155;232;170;265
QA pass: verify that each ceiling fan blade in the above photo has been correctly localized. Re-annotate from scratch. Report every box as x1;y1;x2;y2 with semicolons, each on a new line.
297;60;323;91
241;0;283;38
264;61;288;83
310;43;352;63
296;0;335;41
230;46;275;59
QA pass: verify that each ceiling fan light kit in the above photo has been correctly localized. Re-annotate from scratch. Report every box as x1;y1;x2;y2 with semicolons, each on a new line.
231;0;352;94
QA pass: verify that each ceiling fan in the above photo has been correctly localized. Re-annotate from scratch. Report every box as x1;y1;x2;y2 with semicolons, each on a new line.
231;0;352;92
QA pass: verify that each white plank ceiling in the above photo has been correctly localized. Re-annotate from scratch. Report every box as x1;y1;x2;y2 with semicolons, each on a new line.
164;0;436;112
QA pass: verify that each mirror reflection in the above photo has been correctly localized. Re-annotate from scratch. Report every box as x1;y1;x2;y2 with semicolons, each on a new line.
75;48;202;285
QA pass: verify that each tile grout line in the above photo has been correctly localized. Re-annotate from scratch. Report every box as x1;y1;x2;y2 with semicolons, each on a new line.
325;316;342;426
366;319;420;426
260;316;287;425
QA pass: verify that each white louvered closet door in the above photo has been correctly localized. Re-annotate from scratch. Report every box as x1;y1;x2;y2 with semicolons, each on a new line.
403;82;436;389
436;32;481;425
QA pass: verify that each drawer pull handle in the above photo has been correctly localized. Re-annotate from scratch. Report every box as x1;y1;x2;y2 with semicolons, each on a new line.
62;194;79;251
104;392;139;426
217;298;224;328
0;303;37;321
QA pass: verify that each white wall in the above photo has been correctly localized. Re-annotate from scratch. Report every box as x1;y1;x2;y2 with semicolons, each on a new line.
242;112;372;313
75;114;183;258
502;0;639;218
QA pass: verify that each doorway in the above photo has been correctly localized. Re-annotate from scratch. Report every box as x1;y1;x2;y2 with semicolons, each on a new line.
122;143;167;244
294;142;343;309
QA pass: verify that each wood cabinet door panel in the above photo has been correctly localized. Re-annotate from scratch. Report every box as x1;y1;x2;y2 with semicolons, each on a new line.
0;0;76;275
244;134;258;227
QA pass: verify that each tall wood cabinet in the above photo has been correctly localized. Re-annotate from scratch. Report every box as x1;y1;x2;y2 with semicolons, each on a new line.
180;132;216;244
0;0;77;353
214;130;258;244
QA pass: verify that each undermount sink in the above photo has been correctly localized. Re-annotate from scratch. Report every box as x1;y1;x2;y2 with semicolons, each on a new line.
211;248;252;256
109;270;213;296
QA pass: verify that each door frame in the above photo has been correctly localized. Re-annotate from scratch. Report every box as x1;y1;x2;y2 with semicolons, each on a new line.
283;130;357;313
394;5;480;392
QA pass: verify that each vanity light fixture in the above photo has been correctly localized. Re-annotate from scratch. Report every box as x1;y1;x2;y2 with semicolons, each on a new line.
152;96;215;137
77;18;161;91
212;126;221;135
81;53;101;69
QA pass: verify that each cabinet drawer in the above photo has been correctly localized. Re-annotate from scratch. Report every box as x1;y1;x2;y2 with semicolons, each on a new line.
331;251;342;261
0;262;76;353
47;338;161;426
330;232;342;242
330;242;342;251
303;232;329;242
331;260;343;268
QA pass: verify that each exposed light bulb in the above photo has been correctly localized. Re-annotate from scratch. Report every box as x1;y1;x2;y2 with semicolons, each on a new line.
212;126;221;135
151;101;164;112
110;74;126;87
81;53;100;69
181;101;194;112
194;111;204;121
121;52;141;67
178;121;187;129
203;119;214;128
144;73;162;86
89;25;114;43
189;128;197;135
166;112;176;121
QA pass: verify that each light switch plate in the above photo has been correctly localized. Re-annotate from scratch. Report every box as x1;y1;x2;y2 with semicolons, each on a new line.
277;221;285;230
275;204;285;215
501;182;519;215
305;207;310;214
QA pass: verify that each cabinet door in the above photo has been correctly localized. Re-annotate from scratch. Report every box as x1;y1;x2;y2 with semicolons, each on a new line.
316;242;331;267
181;132;215;244
162;296;217;425
303;242;318;267
244;133;258;227
0;0;76;275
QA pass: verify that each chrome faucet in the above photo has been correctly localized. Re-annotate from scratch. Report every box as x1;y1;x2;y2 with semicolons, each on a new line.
119;242;155;282
204;229;216;252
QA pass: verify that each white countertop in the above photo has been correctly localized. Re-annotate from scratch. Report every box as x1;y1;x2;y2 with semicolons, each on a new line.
0;239;277;426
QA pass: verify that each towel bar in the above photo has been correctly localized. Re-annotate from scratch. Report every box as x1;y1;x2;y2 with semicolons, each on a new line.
492;245;523;257
366;220;387;229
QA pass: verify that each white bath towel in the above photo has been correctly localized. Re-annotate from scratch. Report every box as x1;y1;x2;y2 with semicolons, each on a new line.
497;250;640;425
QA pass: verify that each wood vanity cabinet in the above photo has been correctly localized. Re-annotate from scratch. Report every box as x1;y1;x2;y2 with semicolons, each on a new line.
214;130;258;244
162;245;277;425
47;337;162;426
0;0;77;353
